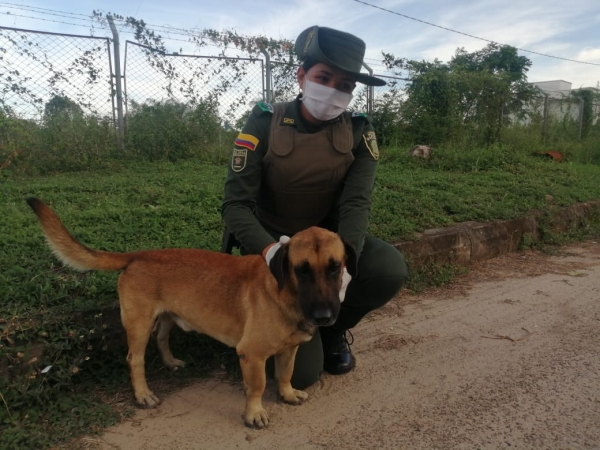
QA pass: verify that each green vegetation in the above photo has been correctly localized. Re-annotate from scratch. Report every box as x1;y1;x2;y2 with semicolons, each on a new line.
0;96;235;177
2;143;600;448
377;43;600;150
0;162;234;449
1;22;599;449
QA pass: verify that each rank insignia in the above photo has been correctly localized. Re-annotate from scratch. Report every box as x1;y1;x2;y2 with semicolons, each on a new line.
257;102;274;113
363;131;379;160
234;133;259;151
231;148;247;172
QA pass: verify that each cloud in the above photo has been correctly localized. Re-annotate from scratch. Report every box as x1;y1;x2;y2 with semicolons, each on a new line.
576;47;600;62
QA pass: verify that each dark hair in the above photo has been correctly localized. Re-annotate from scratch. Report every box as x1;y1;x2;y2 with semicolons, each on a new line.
301;56;319;72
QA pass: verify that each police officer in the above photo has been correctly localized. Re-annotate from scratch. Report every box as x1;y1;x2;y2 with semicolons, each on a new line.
222;25;408;389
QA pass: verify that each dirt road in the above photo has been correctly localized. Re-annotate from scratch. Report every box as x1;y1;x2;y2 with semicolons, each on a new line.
89;242;600;450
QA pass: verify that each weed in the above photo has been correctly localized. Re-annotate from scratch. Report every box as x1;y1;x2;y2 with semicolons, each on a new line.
407;262;468;293
519;232;536;251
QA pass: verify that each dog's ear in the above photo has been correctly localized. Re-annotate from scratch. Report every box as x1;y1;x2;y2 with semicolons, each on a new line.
343;240;358;278
268;245;289;290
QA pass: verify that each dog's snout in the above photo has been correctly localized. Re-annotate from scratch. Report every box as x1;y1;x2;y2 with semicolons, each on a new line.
311;307;334;326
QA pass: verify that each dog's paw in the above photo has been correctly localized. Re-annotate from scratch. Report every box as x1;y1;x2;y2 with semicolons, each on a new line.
280;388;309;405
243;408;269;429
165;358;186;371
136;391;161;408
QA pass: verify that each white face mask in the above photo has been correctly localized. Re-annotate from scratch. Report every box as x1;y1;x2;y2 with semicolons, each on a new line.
300;79;353;121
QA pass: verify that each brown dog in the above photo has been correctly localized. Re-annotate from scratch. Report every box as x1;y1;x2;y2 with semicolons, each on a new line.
27;198;355;428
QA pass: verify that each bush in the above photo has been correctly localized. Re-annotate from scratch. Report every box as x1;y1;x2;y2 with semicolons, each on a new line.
0;98;242;177
0;108;118;177
125;99;235;163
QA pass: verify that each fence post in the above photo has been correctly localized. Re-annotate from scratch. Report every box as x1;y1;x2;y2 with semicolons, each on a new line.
361;62;374;115
259;48;272;103
578;97;584;140
542;93;549;141
107;15;125;149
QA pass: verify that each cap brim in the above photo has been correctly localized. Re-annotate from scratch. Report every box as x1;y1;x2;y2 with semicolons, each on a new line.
355;73;387;87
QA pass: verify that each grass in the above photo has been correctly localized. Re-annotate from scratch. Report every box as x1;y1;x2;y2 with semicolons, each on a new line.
1;144;600;448
371;144;600;241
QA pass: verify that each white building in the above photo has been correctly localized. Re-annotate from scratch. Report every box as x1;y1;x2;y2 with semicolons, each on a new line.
526;80;586;124
532;80;573;99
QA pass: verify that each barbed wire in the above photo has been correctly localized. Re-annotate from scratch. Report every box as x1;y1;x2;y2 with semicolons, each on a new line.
0;2;204;38
0;8;284;56
0;10;228;50
0;3;94;23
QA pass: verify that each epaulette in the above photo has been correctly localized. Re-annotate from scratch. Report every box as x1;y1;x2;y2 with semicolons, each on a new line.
252;101;274;116
351;111;371;122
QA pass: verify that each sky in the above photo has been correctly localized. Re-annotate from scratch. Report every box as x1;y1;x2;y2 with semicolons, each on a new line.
1;0;599;89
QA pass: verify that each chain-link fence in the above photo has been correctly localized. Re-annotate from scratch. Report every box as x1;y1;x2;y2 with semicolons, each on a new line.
270;60;299;104
0;23;594;148
514;91;585;139
0;26;114;122
124;41;264;129
372;74;407;106
542;94;583;138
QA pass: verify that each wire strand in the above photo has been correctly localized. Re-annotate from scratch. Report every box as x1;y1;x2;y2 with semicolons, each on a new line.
352;0;600;66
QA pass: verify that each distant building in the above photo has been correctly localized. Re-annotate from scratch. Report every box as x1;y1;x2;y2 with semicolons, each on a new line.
532;80;573;99
522;79;597;125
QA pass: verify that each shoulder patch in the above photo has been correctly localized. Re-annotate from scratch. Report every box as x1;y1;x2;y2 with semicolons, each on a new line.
234;132;259;151
231;148;248;172
352;111;369;119
363;131;379;160
256;102;274;114
352;111;372;125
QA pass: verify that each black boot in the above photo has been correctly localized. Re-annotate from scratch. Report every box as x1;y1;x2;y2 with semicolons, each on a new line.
320;328;355;375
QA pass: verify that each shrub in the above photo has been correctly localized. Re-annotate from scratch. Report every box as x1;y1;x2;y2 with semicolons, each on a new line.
125;99;234;163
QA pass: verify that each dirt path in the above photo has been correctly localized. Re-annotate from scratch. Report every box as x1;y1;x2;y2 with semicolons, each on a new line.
87;242;600;450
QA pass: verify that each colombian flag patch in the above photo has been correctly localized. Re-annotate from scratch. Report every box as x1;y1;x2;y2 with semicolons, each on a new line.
234;133;259;151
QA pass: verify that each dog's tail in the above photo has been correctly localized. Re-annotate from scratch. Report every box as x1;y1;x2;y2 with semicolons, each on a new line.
27;198;132;272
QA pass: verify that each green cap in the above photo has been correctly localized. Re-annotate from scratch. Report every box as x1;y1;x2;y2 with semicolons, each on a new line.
295;25;386;87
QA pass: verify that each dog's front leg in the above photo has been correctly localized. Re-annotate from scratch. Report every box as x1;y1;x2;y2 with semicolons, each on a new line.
274;345;309;405
237;350;269;428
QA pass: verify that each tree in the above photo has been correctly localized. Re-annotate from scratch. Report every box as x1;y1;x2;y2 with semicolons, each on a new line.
43;95;84;122
450;43;536;143
383;43;537;145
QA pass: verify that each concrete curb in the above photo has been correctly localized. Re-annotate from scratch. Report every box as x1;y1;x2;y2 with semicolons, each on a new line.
393;200;600;267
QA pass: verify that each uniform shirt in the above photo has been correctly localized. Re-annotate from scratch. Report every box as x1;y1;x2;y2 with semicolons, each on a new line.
221;96;379;260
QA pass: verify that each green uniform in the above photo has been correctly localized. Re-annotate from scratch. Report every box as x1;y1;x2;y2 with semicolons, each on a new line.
221;98;407;389
222;97;379;262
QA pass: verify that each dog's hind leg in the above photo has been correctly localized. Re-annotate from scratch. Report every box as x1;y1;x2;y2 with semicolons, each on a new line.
155;314;186;370
274;345;308;405
122;302;160;408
